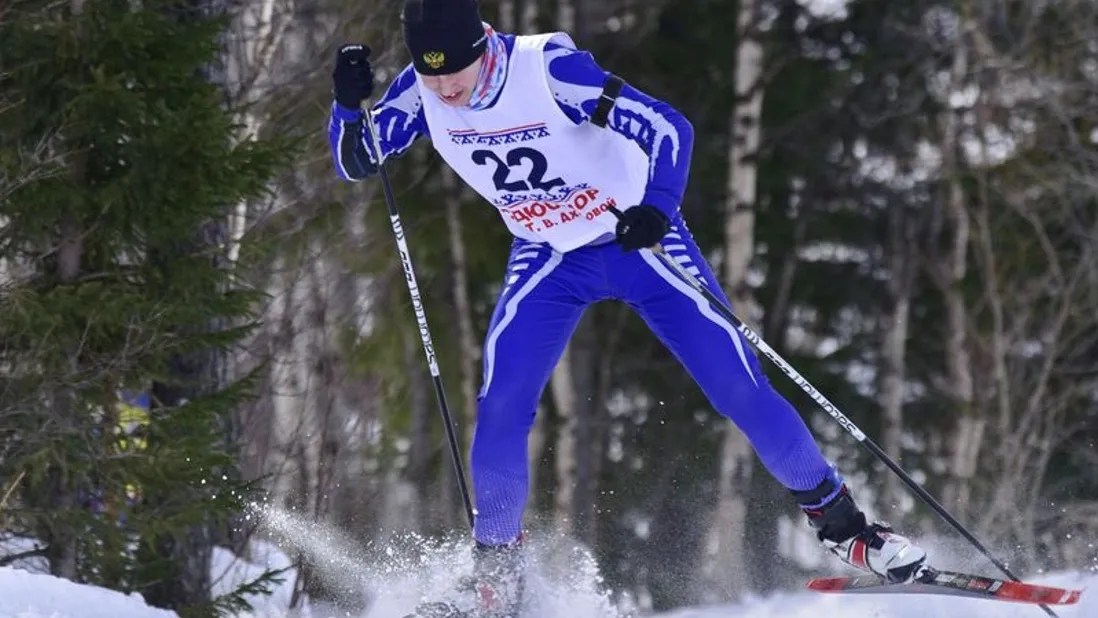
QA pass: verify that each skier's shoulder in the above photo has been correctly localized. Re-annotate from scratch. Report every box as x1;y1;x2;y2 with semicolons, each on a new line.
505;30;582;57
538;35;606;89
376;62;425;114
497;30;602;89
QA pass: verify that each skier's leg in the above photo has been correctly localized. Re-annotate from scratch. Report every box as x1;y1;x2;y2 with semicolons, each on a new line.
468;240;589;615
472;241;586;545
616;220;926;582
616;224;830;492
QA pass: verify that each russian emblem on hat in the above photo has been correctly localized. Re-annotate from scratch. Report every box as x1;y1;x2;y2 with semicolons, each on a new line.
423;51;445;69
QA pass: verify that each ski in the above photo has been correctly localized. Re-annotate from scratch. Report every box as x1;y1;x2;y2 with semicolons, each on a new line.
807;566;1084;605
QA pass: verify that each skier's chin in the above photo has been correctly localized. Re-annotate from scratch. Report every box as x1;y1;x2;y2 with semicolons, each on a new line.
439;91;469;107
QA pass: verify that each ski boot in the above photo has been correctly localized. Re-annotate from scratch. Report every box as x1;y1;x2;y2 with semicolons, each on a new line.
794;470;927;584
465;535;526;618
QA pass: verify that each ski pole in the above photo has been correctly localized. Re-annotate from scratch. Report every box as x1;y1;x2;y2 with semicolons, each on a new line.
360;104;476;531
608;207;1056;617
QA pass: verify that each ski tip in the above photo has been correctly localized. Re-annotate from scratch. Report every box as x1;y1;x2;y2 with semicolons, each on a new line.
996;581;1083;606
806;575;862;592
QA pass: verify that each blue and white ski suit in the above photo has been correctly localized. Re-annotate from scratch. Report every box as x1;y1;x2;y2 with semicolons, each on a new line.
329;31;835;545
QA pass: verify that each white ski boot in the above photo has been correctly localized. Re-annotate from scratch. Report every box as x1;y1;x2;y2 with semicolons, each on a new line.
467;535;526;618
823;520;928;583
408;535;527;618
795;472;927;583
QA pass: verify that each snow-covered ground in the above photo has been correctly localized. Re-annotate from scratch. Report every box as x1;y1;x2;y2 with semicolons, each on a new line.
0;567;177;618
0;555;1092;618
2;513;1094;618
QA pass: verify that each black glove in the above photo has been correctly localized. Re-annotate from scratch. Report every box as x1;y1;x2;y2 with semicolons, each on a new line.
614;205;670;251
332;44;374;109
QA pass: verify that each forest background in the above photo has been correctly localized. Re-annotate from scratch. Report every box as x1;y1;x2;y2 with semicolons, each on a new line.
3;0;1098;616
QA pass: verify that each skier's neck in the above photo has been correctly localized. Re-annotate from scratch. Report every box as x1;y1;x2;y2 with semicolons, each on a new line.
466;27;507;111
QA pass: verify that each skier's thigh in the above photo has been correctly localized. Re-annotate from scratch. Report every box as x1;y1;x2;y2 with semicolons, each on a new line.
621;240;767;404
476;252;586;435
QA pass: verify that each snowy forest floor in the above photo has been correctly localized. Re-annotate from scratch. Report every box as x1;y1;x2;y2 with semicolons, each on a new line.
1;530;1094;618
1;561;1093;618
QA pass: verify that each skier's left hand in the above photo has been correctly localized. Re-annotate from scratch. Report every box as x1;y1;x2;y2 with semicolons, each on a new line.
614;204;670;251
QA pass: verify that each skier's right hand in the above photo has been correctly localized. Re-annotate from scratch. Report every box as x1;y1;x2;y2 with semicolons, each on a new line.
332;43;374;110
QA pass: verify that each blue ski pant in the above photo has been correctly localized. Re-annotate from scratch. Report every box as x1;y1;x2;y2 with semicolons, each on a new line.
471;217;832;545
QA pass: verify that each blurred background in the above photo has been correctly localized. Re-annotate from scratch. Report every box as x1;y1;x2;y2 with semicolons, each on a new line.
3;0;1098;616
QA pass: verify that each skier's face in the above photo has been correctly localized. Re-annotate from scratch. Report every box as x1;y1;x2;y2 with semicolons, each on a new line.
420;54;484;107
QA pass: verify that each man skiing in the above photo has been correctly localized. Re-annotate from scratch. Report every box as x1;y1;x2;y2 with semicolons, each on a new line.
327;0;928;614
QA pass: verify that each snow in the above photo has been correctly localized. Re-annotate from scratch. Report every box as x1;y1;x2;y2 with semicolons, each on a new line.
0;567;177;618
1;530;1094;618
209;540;298;617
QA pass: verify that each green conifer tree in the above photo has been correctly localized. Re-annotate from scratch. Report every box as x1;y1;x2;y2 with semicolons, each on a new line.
0;0;293;615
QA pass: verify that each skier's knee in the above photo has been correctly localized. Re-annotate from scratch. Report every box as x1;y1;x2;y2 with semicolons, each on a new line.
476;388;539;433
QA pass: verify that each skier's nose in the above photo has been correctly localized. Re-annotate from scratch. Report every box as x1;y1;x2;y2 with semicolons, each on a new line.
438;77;460;96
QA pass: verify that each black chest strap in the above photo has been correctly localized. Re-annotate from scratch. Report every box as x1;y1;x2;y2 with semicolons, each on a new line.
591;74;624;128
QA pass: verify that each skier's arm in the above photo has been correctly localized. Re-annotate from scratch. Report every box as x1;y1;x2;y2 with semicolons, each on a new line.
544;42;694;217
328;64;430;181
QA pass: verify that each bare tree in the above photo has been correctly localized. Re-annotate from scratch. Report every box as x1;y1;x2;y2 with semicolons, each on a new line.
878;202;916;515
915;3;1098;567
699;0;766;601
547;0;598;558
219;2;402;587
928;28;981;520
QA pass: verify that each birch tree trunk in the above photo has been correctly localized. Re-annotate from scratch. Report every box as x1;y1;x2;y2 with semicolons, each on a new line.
222;0;289;264
497;0;516;32
495;0;544;520
936;39;982;520
547;0;607;557
444;171;480;450
570;325;604;548
879;204;915;515
442;168;479;532
520;0;538;35
330;184;381;542
968;84;1011;541
745;210;807;594
498;0;538;34
550;318;600;537
581;313;620;547
407;313;432;534
702;0;765;599
549;0;578;542
550;342;579;538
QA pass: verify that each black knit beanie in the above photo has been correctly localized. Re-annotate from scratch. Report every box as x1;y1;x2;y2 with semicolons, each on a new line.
402;0;487;76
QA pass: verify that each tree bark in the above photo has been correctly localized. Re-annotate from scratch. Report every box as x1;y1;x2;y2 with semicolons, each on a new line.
936;40;982;520
442;168;479;532
702;0;765;600
44;36;87;571
744;211;807;594
550;342;578;538
407;324;432;534
579;310;619;548
880;203;915;516
550;312;600;544
145;351;216;610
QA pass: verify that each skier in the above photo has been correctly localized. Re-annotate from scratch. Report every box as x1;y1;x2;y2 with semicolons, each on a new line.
327;0;928;614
